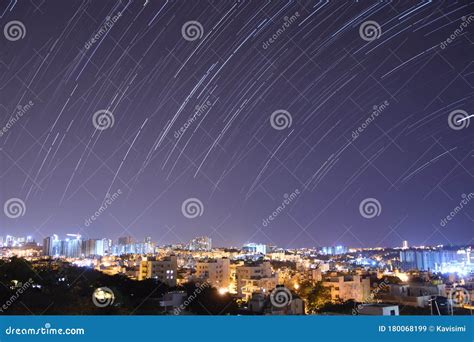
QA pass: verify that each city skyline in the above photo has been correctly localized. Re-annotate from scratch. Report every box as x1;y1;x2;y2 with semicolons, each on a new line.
1;1;473;250
2;232;473;251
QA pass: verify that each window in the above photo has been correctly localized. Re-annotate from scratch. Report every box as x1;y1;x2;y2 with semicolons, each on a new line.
390;310;396;316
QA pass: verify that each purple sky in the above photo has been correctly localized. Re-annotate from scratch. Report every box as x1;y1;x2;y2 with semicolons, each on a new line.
1;0;473;248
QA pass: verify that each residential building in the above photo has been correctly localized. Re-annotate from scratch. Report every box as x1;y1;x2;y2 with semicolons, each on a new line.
377;282;446;308
399;249;459;271
236;261;278;301
357;304;399;315
138;255;178;286
188;236;212;251
322;275;371;302
196;258;230;288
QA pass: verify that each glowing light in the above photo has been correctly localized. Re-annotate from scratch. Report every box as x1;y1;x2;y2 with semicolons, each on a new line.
294;283;300;290
397;273;409;282
218;288;228;295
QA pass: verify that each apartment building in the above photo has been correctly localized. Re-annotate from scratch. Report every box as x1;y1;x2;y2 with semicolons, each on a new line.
138;255;178;287
322;275;371;302
236;261;278;301
195;258;230;288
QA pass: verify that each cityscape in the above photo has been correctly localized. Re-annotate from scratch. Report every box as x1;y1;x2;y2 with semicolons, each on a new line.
0;0;473;323
0;234;472;315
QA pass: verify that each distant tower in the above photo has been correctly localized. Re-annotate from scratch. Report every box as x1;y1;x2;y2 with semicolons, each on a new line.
402;240;408;249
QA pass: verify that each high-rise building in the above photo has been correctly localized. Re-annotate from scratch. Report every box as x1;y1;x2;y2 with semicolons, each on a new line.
321;246;348;255
242;243;267;255
188;236;212;251
118;236;133;245
402;241;409;249
82;239;105;257
62;235;82;258
43;235;61;256
102;239;112;255
399;249;459;271
43;234;82;258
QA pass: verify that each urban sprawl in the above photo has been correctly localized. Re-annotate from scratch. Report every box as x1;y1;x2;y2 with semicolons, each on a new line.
1;234;472;315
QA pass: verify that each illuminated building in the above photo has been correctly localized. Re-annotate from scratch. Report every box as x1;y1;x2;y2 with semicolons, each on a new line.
322;275;371;302
43;235;61;257
42;234;82;258
321;245;348;255
247;289;305;315
236;261;278;301
188;236;212;251
82;239;106;257
196;258;230;288
399;249;459;271
242;243;267;255
138;255;178;286
118;236;133;246
62;234;82;258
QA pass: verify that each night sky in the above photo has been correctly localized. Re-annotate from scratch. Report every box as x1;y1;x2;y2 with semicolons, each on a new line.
0;0;473;249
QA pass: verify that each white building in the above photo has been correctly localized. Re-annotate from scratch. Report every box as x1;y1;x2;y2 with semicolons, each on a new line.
357;304;399;316
159;291;187;312
236;261;278;301
248;290;305;315
138;255;178;287
242;243;267;255
195;258;230;288
322;275;371;302
378;283;446;308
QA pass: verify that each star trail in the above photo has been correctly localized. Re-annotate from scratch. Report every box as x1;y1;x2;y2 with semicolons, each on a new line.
0;0;473;249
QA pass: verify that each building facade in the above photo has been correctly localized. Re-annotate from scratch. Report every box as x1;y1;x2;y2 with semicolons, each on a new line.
196;258;230;288
138;255;178;287
322;275;371;302
236;261;278;301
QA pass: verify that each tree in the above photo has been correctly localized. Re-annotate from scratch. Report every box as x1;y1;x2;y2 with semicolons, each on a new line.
184;283;238;315
296;280;331;314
